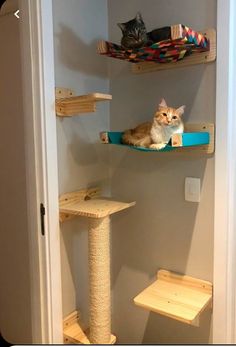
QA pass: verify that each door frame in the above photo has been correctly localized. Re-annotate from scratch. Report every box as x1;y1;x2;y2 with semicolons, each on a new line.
213;0;236;343
20;0;236;344
19;0;63;343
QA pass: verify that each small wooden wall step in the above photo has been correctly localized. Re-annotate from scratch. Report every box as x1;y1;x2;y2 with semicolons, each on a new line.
63;310;116;345
55;87;112;116
134;269;213;326
100;123;215;155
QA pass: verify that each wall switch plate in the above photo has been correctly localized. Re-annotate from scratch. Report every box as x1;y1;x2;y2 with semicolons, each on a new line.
185;177;201;202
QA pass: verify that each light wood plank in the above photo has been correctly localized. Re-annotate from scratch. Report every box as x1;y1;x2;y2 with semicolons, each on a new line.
57;93;112;103
171;24;183;40
100;131;109;144
55;88;112;117
60;198;136;219
63;310;116;345
56;103;96;116
180;123;215;154
171;134;183;147
59;187;101;223
132;29;216;74
134;269;212;325
64;323;90;344
63;311;80;331
157;269;212;294
60;188;135;221
55;87;75;99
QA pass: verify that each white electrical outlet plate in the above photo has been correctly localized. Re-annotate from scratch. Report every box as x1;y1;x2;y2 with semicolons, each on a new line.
185;177;201;203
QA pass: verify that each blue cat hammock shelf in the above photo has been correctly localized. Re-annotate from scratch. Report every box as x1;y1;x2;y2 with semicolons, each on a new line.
97;26;216;74
100;123;215;154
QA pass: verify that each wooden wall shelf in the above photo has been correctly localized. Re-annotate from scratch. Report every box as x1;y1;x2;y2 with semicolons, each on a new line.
132;29;216;74
134;269;213;326
100;123;214;155
63;311;116;345
97;28;216;74
55;87;112;117
59;187;135;222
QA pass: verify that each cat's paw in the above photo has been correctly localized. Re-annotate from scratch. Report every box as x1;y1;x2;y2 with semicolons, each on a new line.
150;143;166;150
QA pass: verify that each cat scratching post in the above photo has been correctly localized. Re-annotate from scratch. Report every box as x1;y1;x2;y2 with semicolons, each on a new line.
89;216;111;344
60;188;135;344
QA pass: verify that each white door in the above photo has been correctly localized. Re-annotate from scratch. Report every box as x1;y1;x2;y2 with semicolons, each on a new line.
0;0;63;344
0;2;32;344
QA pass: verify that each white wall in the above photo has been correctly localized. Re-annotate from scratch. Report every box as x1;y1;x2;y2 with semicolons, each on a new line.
108;0;216;344
52;0;216;343
0;6;32;344
52;0;110;325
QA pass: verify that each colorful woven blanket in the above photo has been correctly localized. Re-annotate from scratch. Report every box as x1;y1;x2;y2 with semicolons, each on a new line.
97;24;209;64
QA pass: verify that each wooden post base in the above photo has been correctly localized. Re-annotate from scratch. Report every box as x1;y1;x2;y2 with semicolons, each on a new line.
63;311;116;345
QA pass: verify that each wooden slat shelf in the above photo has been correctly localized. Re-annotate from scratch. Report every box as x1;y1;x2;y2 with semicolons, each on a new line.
55;87;112;117
59;187;136;222
63;311;116;345
100;123;214;155
134;269;213;326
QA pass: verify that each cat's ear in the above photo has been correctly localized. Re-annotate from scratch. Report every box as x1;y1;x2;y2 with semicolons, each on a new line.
117;22;126;33
136;12;143;22
176;105;186;116
159;98;168;109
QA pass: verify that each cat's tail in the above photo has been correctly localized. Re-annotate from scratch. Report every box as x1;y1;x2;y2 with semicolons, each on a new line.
122;129;151;147
122;129;134;145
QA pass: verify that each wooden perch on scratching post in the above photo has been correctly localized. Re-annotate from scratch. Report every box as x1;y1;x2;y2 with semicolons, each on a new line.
60;188;135;344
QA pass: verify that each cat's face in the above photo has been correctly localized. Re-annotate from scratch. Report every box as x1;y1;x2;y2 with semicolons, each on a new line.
118;12;148;49
154;99;185;127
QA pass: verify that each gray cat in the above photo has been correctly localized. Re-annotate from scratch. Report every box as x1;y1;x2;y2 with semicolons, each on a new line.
118;12;172;50
118;12;148;49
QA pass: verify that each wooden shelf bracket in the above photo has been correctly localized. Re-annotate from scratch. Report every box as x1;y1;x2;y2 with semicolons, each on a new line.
63;310;116;345
55;87;112;117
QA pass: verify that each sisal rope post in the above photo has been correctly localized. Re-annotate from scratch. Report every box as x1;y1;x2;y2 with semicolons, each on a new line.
88;216;111;344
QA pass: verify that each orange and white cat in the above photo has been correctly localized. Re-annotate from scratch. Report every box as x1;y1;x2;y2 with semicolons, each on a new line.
122;99;185;149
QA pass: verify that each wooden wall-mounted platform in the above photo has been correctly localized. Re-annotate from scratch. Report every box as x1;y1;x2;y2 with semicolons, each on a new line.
59;187;136;222
134;269;213;326
59;187;100;223
55;88;112;117
63;310;116;345
132;29;216;74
